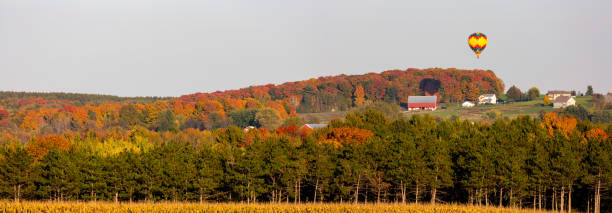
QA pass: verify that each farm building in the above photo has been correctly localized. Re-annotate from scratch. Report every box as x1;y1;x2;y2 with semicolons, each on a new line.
407;96;438;111
462;101;475;108
553;96;576;108
300;124;328;131
243;126;255;133
478;94;497;105
547;90;571;101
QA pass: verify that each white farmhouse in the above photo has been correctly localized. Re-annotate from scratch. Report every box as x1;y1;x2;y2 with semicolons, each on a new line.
478;94;497;105
553;96;576;108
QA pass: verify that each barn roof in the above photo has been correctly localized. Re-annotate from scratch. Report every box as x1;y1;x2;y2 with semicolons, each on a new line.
553;96;573;103
408;96;437;104
547;90;571;94
303;124;328;129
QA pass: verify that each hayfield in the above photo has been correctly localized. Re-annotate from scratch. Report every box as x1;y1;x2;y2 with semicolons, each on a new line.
0;202;553;213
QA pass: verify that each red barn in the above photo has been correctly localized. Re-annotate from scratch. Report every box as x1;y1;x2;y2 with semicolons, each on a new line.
407;96;438;111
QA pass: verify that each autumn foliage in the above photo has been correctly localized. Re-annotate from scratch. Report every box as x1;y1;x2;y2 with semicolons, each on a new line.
541;112;577;137
322;127;373;146
586;128;608;141
0;68;504;142
26;135;72;160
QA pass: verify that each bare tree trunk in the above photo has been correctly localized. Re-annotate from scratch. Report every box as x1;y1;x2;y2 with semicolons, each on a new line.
314;178;319;203
595;177;600;213
485;188;489;207
510;188;513;208
431;176;438;204
354;174;361;204
561;186;565;213
568;184;572;213
587;195;590;213
114;192;118;203
400;180;406;204
365;184;368;203
538;188;542;211
199;187;203;203
430;187;437;204
415;181;419;204
377;185;381;204
499;188;503;208
469;189;474;206
294;180;297;203
247;181;251;204
533;192;536;211
298;178;302;203
477;188;481;206
553;187;556;212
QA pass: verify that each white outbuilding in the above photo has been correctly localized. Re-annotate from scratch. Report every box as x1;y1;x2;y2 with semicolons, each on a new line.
462;101;475;108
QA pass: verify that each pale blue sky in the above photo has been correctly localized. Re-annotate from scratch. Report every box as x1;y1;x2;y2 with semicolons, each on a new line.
1;0;611;97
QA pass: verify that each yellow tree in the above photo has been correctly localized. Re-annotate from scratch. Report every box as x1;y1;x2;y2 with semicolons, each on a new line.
543;95;551;105
541;112;577;137
353;85;366;106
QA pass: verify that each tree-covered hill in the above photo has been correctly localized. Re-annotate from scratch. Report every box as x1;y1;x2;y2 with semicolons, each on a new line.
180;68;504;113
0;68;503;140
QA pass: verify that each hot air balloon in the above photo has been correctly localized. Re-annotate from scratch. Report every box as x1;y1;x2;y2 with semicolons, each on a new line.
468;32;487;59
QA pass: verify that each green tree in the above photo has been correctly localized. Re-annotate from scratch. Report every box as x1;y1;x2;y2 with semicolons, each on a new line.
0;146;34;202
303;137;334;203
590;111;612;124
255;108;282;130
119;105;144;128
584;130;612;213
586;85;594;96
38;150;82;201
205;112;228;130
155;109;177;132
562;105;589;121
78;154;105;201
194;142;223;203
528;87;540;100
426;121;454;204
229;109;258;128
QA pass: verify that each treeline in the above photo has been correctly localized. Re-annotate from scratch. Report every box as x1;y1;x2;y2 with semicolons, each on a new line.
0;69;503;142
0;108;611;212
0;91;170;111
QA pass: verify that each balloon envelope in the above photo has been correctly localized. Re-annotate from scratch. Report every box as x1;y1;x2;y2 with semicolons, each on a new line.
468;32;487;58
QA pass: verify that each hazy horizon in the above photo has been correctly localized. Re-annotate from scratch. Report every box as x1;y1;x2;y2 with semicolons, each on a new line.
2;0;611;97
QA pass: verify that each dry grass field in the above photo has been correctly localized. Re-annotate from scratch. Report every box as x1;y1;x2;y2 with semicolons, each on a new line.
0;202;553;213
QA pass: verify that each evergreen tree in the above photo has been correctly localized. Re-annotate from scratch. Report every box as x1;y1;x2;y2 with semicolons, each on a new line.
0;146;34;202
586;85;594;96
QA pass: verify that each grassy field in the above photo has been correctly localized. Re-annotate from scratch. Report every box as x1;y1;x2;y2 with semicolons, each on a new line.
417;96;592;121
0;201;554;213
300;96;594;123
